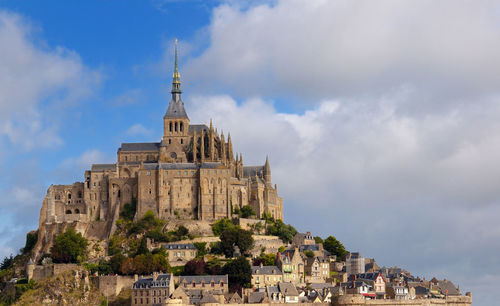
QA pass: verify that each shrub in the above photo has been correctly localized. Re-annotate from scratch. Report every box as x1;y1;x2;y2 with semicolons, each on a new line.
323;235;347;259
183;259;207;275
21;230;38;255
193;242;207;258
222;256;252;292
212;218;235;236
239;206;256;218
304;250;315;258
50;228;88;263
220;227;254;258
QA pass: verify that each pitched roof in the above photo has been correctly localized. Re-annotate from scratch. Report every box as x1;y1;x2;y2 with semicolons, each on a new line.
278;282;299;296
119;142;160;152
243;166;264;177
438;280;460;296
165;99;188;119
189;124;209;133
300;244;320;252
91;164;116;172
227;292;242;304
248;292;266;303
179;275;228;284
133;273;173;289
252;265;282;275
164;243;196;250
199;291;218;304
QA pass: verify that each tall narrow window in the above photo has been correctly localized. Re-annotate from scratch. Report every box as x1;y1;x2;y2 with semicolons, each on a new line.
180;122;183;132
175;122;178;132
169;122;172;132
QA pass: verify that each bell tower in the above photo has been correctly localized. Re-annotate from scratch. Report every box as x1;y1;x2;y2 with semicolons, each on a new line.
160;39;190;162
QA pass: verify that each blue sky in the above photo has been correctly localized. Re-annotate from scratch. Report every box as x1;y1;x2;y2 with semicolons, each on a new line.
1;1;500;305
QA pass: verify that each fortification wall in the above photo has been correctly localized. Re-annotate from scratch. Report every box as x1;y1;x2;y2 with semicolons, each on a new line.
31;264;78;282
332;295;472;306
94;275;136;297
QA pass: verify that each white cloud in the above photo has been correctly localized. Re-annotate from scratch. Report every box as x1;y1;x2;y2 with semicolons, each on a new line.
186;92;500;301
0;10;100;150
126;123;153;137
55;149;111;183
184;0;500;107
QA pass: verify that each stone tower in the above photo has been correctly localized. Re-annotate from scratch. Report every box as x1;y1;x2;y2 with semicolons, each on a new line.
161;39;190;163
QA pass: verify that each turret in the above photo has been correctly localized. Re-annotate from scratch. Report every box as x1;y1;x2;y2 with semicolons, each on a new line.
264;155;272;185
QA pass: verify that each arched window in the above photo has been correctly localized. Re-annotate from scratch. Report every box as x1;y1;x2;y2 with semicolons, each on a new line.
118;190;121;198
169;139;172;144
180;122;183;132
180;139;183;144
78;191;82;198
75;208;80;214
66;210;72;214
169;122;172;132
68;193;72;199
175;122;178;132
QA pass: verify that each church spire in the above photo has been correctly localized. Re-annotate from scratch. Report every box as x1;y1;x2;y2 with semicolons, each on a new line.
172;38;181;94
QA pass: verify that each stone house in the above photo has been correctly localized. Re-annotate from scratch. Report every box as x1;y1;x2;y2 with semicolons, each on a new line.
292;232;315;246
341;280;376;299
345;252;365;275
178;275;228;294
304;256;330;283
277;248;304;285
251;264;283;289
356;272;386;298
299;244;325;258
164;243;196;266
132;273;174;306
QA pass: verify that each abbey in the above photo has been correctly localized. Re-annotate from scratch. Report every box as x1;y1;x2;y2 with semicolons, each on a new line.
37;43;283;243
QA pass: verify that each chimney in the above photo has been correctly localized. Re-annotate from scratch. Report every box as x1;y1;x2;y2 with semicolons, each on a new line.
260;262;263;268
153;272;159;281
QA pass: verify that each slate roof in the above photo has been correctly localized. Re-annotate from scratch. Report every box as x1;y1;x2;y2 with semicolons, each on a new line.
201;162;224;169
119;142;160;152
91;164;116;172
300;244;320;252
165;99;188;118
189;124;209;133
278;282;299;296
164;243;196;250
248;292;266;303
438;280;460;296
243;166;264;177
199;291;218;304
310;283;335;291
133;273;173;289
179;275;228;285
252;265;282;275
356;272;383;281
226;292;242;304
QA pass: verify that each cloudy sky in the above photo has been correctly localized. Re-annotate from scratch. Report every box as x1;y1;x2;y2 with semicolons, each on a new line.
0;0;498;304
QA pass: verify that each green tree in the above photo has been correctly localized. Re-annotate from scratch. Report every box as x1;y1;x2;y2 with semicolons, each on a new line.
50;228;88;263
212;218;235;236
221;256;251;292
220;227;254;258
22;230;38;254
135;237;150;256
314;236;323;244
266;219;297;243
120;198;137;221
323;235;347;259
110;252;127;274
304;250;314;258
253;253;277;266
193;242;207;258
239;206;256;218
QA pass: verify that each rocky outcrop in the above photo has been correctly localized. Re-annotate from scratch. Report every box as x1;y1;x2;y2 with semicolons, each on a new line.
15;268;105;305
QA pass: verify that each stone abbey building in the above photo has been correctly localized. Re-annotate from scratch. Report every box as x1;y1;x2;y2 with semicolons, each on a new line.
35;43;283;257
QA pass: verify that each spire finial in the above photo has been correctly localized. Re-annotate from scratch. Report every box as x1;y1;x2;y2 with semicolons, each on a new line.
172;38;181;94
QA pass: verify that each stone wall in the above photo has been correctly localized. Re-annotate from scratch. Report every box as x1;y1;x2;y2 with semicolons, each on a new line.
31;264;78;282
332;294;472;306
94;275;136;297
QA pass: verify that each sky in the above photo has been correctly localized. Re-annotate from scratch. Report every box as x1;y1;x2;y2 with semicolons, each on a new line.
0;0;499;304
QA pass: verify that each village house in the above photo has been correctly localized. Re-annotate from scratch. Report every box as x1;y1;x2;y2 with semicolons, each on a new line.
178;275;229;294
292;232;315;246
164;243;196;266
251;264;283;289
304;256;330;283
277;248;305;285
131;273;174;306
356;272;386;298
